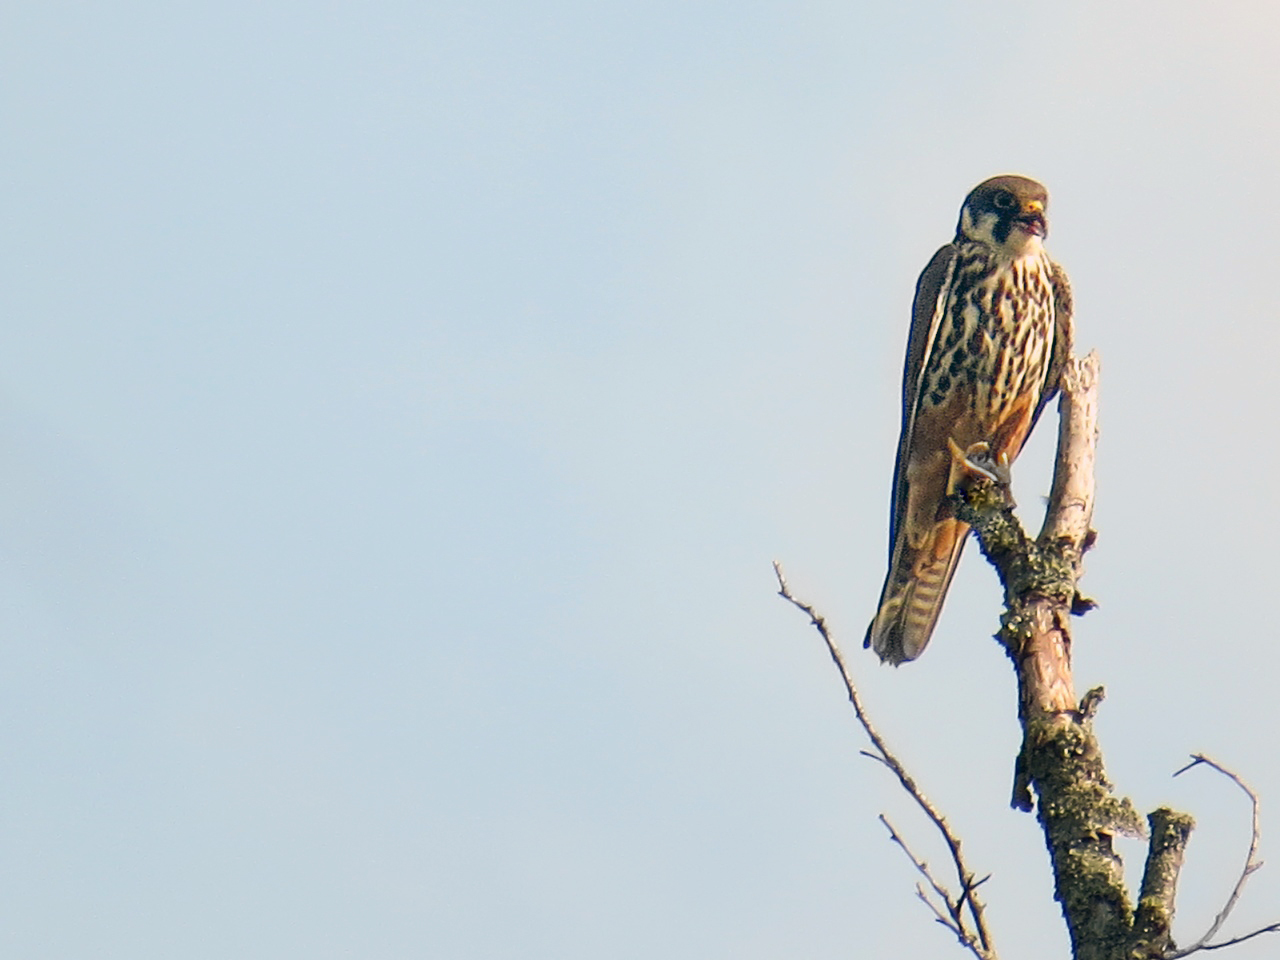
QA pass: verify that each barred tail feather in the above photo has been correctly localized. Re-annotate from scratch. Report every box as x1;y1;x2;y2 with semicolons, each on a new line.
865;519;969;664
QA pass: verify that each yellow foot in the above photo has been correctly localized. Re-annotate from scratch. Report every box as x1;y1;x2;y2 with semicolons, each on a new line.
946;439;1012;493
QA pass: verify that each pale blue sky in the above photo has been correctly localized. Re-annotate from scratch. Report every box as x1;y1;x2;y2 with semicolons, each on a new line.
2;1;1279;957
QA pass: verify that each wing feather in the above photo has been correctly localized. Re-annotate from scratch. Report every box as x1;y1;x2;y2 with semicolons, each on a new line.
886;244;957;554
1028;259;1075;433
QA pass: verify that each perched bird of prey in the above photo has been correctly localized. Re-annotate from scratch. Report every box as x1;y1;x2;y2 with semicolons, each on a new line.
865;175;1073;664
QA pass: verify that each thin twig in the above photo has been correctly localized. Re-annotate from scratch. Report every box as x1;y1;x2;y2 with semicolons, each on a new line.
1165;754;1278;957
773;561;996;959
879;814;966;937
916;883;963;937
1176;922;1280;952
879;813;995;960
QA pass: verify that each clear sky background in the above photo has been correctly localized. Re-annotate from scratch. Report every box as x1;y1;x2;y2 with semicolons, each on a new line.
2;2;1279;957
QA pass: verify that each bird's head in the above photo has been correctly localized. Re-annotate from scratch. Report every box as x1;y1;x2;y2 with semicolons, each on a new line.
956;175;1050;257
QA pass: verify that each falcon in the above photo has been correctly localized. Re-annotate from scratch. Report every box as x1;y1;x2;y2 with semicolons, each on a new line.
865;175;1074;664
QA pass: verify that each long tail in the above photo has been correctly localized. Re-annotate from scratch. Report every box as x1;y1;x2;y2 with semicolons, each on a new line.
865;518;969;664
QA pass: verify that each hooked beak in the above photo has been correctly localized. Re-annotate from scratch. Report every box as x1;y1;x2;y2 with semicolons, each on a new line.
1016;199;1047;238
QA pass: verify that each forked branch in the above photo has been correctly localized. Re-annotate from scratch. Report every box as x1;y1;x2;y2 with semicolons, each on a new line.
774;562;996;959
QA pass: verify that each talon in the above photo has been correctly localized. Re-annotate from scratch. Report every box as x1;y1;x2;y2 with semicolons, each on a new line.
991;451;1013;488
946;438;1002;493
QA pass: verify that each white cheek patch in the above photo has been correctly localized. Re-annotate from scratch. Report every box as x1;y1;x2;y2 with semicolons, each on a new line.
961;208;999;245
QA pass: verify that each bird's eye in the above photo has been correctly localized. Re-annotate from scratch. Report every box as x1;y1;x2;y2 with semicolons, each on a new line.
993;192;1015;210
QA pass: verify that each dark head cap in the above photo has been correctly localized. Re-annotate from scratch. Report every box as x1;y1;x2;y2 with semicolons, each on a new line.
957;175;1050;252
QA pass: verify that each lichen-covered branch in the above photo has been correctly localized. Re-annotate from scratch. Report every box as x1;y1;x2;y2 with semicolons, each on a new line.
952;353;1159;960
1133;807;1196;956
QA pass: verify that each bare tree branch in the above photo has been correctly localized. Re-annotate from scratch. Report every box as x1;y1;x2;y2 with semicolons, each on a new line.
1173;923;1280;953
774;562;996;959
879;814;973;946
1041;351;1100;548
916;882;968;939
1165;755;1278;958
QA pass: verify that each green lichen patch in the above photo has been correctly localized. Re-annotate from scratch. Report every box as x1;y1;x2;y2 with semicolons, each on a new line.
1022;719;1148;959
